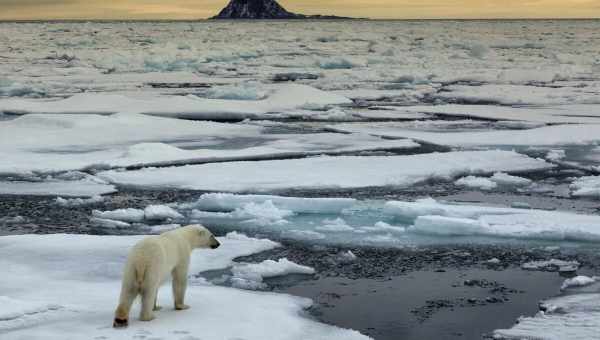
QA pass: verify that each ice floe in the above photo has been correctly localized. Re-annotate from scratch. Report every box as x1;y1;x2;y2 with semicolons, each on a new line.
386;198;600;242
570;176;600;198
0;232;369;339
99;150;552;192
0;84;352;119
330;121;600;147
493;293;600;340
230;258;315;290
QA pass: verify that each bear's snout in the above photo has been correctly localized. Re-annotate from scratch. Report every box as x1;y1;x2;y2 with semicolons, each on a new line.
211;241;220;249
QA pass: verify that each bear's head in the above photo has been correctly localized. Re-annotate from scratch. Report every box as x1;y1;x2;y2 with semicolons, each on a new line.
187;225;221;249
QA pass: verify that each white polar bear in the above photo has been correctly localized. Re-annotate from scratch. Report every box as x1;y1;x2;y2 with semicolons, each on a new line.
113;225;220;327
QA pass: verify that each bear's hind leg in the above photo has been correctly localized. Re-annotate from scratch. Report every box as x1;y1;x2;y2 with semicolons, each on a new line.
172;263;190;310
140;285;158;321
114;283;137;328
153;291;162;311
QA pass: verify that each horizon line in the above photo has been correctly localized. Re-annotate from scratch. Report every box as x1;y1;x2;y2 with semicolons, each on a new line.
1;17;600;22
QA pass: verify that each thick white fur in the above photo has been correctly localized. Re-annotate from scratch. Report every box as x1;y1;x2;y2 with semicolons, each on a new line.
113;225;220;326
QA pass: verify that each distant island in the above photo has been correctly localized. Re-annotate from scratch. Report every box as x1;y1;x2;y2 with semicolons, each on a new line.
211;0;358;20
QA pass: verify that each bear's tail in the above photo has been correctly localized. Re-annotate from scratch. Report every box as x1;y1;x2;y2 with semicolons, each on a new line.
134;263;147;288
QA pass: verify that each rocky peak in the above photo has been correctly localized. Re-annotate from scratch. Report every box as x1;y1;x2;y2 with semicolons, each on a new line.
212;0;302;19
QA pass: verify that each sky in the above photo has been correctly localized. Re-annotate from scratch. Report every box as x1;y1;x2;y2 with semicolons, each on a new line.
0;0;599;20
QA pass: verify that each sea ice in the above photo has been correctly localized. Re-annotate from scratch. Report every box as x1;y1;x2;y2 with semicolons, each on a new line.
0;232;367;339
99;150;552;192
570;176;600;198
493;293;600;340
331;121;600;147
231;258;315;290
454;176;497;190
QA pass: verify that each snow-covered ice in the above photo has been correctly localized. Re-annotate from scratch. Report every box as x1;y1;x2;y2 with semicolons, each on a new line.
330;121;600;147
98;150;552;192
0;232;369;340
570;176;600;198
0;84;352;119
493;293;600;340
231;258;315;290
561;276;599;291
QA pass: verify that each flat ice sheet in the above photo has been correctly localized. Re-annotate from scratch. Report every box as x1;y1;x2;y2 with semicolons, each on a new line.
0;232;369;339
0;84;352;119
330;122;600;147
98;150;553;192
0;112;418;174
397;104;600;124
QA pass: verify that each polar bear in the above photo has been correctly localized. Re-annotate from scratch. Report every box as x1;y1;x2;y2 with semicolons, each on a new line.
113;225;220;328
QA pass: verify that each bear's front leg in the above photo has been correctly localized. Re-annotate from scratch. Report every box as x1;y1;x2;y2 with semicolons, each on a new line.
172;263;190;310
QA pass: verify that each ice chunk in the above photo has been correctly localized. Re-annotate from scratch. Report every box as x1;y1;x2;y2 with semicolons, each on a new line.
316;218;355;232
546;149;566;162
521;259;580;272
99;151;553;192
490;172;532;187
454;176;497;190
493;293;600;340
386;198;600;242
89;217;131;229
331;121;600;147
317;57;360;69
183;193;356;214
282;230;327;240
55;195;104;207
92;208;145;223
231;258;315;290
0;178;116;197
144;205;184;221
570;176;600;198
561;276;598;291
0;84;352;119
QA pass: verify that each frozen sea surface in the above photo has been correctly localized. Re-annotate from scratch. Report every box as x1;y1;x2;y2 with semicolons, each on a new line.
2;20;600;340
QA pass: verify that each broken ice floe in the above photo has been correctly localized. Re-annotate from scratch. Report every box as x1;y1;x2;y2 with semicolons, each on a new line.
493;293;600;340
229;258;315;290
0;84;351;119
98;150;552;192
0;232;368;339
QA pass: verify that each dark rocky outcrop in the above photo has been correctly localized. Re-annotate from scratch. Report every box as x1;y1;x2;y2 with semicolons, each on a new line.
211;0;355;19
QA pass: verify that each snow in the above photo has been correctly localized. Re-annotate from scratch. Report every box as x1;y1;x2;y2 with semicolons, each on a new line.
144;205;184;221
181;193;356;214
454;173;531;191
55;195;104;207
92;208;145;223
0;232;368;339
98;150;553;192
521;259;580;272
90;217;132;229
561;276;599;291
493;293;600;340
385;198;600;242
0;112;419;175
0;84;352;119
546;149;567;162
0;177;116;197
231;258;315;290
490;172;532;187
387;105;600;124
316;218;355;232
330;121;600;147
454;176;497;190
570;176;600;198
